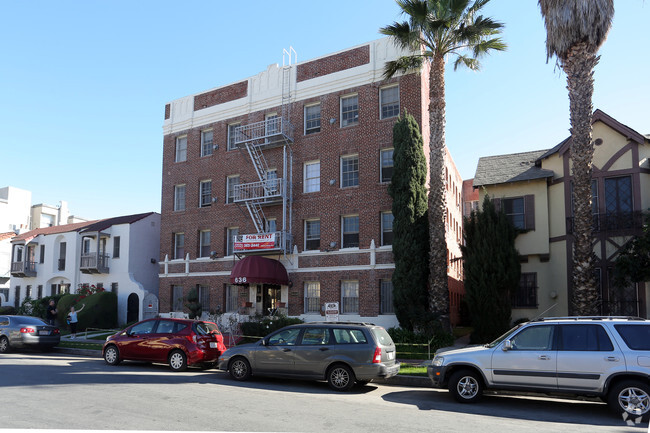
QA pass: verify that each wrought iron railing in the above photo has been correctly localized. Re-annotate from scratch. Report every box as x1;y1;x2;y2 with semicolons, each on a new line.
80;253;110;272
566;211;644;234
233;178;284;202
233;117;293;147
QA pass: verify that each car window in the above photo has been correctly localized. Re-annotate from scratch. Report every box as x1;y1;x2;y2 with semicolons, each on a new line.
174;323;188;333
130;321;156;335
15;316;47;326
268;328;300;346
0;316;8;326
560;324;613;351
195;322;220;335
370;328;392;346
156;320;175;334
333;328;367;344
614;325;650;350
301;328;330;345
510;325;555;350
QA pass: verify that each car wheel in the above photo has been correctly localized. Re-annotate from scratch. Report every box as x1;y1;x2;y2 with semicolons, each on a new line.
608;380;650;419
0;336;9;353
103;345;121;366
168;350;187;372
327;364;355;392
229;357;251;381
448;369;483;403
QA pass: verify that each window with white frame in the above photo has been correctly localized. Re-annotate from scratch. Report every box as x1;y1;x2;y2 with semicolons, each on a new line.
199;230;211;258
304;281;320;313
200;180;212;207
265;218;276;234
198;285;210;313
265;113;279;137
174;184;186;211
380;280;394;314
381;212;394;246
113;236;120;258
226;175;240;203
227;123;241;150
82;238;91;254
265;169;278;194
226;227;238;256
304;161;320;193
341;280;359;314
226;284;239;312
341;94;359;127
380;85;399;119
342;215;359;248
201;130;213;157
305;104;321;134
341;155;359;188
174;233;185;259
380;148;394;183
175;136;187;162
305;219;320;251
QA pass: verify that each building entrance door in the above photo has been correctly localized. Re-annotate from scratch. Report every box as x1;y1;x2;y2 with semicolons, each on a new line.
263;284;281;315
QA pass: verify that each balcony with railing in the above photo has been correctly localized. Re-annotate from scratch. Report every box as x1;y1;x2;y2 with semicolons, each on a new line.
233;117;293;149
233;231;293;255
233;178;285;204
566;211;645;235
10;261;37;278
80;253;110;274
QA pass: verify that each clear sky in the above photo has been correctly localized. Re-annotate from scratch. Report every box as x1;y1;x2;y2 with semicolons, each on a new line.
1;1;648;221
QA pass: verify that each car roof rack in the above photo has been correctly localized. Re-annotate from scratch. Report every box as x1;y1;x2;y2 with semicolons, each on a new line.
532;316;645;322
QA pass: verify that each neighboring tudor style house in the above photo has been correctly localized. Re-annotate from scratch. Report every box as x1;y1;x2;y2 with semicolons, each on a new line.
9;212;161;325
474;110;650;322
159;37;466;329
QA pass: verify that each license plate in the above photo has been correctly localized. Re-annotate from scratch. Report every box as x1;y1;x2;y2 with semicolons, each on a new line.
39;330;49;336
387;351;395;360
209;342;217;348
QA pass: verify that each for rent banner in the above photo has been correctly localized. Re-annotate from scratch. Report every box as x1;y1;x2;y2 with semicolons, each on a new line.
234;233;276;250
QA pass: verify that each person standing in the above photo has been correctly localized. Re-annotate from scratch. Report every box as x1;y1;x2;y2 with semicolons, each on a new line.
67;304;85;339
46;300;57;326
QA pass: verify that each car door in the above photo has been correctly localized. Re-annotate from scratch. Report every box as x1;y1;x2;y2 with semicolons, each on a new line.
118;320;157;360
490;324;558;390
556;324;625;392
141;319;176;363
292;327;334;378
253;327;301;375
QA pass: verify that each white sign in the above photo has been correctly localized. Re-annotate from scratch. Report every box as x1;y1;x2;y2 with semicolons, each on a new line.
234;233;276;251
325;302;339;322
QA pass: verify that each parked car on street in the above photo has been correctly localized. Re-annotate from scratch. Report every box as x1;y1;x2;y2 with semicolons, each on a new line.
218;322;400;391
102;317;226;371
428;316;650;418
0;315;61;352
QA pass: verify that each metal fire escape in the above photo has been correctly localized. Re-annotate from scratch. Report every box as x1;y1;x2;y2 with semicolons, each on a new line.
231;47;296;256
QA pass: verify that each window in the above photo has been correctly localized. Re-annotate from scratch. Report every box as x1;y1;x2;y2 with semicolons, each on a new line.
157;320;175;334
265;219;276;233
200;180;212;207
605;176;633;229
380;149;394;183
380;85;399;119
333;328;368;344
26;285;32;299
14;286;20;309
380;280;394;314
111;283;118;295
82;238;91;254
175;136;187;162
559;325;613;351
174;233;185;259
131;320;155;335
113;236;120;258
503;197;525;229
341;94;359;127
304;161;320;193
268;328;300;346
201;130;213;157
305;219;321;251
58;242;66;271
37;285;43;299
305;104;321;134
172;285;183;311
227;123;240;150
226;175;239;203
614;325;650;350
226;227;238;256
512;273;537;308
342;215;359;248
198;285;210;313
226;285;239;312
510;325;555;351
304;281;320;313
381;212;394;246
39;245;45;264
265;169;278;195
341;280;359;314
174;184;186;211
341;155;359;188
265;113;279;137
301;328;330;345
199;230;211;258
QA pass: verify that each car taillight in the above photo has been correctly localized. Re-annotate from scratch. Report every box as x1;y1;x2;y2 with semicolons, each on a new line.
53;329;60;335
373;346;382;364
20;327;36;334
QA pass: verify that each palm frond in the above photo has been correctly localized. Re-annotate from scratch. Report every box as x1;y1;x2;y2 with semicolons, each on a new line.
453;55;479;71
472;37;507;58
383;56;426;79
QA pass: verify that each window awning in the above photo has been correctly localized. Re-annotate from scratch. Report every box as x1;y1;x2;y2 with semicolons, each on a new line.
229;256;289;286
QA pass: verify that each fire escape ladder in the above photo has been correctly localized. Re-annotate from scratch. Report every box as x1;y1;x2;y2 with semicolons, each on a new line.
244;141;269;183
244;200;266;234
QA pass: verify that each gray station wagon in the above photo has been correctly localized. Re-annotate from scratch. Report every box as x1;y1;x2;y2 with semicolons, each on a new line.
218;322;400;391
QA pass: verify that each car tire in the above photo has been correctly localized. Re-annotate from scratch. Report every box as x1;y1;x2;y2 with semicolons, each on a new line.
229;357;251;381
608;380;650;419
169;350;187;372
0;336;9;353
448;369;483;403
103;345;121;366
327;364;355;392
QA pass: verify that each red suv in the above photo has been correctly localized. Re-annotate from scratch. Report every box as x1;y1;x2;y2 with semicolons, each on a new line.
102;318;226;371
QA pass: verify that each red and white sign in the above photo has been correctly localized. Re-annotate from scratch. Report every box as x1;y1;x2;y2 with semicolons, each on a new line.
234;233;276;251
325;302;339;322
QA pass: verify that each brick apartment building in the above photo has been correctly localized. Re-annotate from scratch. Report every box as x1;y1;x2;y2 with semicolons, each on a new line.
159;37;465;329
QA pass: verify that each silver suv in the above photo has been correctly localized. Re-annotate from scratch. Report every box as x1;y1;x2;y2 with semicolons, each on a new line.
428;317;650;417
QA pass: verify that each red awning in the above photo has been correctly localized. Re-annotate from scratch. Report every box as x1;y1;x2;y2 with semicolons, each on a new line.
229;256;289;286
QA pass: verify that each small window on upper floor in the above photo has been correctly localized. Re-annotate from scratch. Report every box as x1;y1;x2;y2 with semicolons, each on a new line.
305;104;321;135
380;85;399;119
174;184;186;211
341;95;359;127
380;149;394;183
304;161;320;193
201;130;214;157
200;180;212;207
227;123;241;151
175;136;187;162
341;155;359;188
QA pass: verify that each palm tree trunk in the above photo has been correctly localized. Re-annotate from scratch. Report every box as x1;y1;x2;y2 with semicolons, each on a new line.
564;41;599;316
428;53;450;331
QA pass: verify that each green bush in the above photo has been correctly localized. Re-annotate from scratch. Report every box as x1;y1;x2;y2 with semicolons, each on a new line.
57;291;118;330
388;327;454;359
239;315;303;343
0;306;17;315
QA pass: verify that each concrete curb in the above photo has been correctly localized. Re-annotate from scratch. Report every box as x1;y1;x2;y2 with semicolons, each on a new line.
54;346;102;358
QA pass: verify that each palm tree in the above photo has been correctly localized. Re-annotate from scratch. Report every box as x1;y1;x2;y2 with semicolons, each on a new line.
539;0;614;316
380;0;505;331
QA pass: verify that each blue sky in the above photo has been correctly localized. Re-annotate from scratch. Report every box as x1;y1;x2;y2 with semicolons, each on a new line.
1;1;648;221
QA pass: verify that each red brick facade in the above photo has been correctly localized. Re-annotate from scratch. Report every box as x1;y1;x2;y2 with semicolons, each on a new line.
297;46;370;82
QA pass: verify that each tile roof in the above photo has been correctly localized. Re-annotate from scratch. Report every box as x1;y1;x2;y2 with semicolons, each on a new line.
0;232;16;242
79;212;155;233
473;150;554;187
12;220;100;242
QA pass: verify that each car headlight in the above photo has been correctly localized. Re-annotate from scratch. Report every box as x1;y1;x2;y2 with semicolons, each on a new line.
432;356;444;367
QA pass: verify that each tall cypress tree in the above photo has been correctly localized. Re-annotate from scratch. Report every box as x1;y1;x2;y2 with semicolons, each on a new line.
461;194;520;343
388;110;429;331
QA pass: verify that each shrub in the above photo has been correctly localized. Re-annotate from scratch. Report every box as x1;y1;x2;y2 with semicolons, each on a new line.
388;327;454;359
0;306;17;315
57;291;118;330
239;315;303;343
